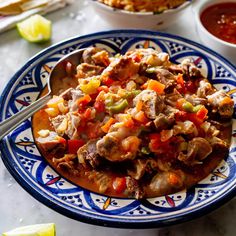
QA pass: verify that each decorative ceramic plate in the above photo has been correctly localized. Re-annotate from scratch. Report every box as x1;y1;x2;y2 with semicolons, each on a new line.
0;30;236;228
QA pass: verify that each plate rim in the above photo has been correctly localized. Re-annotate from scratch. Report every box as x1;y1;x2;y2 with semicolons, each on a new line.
0;29;236;228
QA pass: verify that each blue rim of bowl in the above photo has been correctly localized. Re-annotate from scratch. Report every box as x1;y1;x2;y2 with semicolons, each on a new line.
0;29;236;228
90;0;193;15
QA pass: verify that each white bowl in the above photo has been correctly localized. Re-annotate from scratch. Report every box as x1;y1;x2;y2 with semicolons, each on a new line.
193;0;236;65
90;0;192;29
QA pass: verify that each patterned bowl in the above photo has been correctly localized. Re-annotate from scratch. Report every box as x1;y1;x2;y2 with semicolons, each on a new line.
0;30;236;228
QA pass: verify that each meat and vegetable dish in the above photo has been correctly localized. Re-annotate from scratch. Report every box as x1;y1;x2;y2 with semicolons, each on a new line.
34;47;234;199
98;0;187;13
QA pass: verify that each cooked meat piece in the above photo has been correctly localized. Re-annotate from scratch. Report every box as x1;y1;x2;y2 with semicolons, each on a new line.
77;140;101;168
36;131;66;153
96;126;140;162
87;170;112;193
208;136;229;149
148;171;184;196
148;68;176;90
164;89;182;107
76;63;104;78
127;159;158;180
82;47;109;67
197;79;215;98
102;56;139;81
133;90;164;119
68;89;84;111
65;113;81;139
51;115;67;136
173;121;198;136
154;112;175;131
200;122;220;137
180;59;202;78
207;90;234;118
178;137;212;165
126;176;144;199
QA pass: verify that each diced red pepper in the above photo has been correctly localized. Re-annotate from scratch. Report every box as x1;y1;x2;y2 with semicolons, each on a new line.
187;113;204;126
83;108;92;120
112;177;127;194
102;77;115;87
77;95;91;109
196;106;208;120
175;111;188;121
68;139;85;154
94;100;105;112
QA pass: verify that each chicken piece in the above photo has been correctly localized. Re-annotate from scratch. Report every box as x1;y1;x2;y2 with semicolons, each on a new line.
127;159;158;180
148;170;184;196
101;56;139;81
197;79;215;98
36;131;66;153
133;90;164;119
207;90;234;118
164;89;182;107
96;126;140;162
178;137;212;165
180;59;202;78
77;140;101;168
76;63;104;78
51;115;67;136
173;121;198;136
82;47;109;67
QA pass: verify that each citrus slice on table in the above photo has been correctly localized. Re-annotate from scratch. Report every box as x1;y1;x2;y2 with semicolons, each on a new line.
17;14;52;43
2;223;56;236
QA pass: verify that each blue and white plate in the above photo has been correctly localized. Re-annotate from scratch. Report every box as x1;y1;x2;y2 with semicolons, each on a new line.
0;30;236;228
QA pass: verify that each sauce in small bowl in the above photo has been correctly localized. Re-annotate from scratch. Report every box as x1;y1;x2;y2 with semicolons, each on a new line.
200;2;236;45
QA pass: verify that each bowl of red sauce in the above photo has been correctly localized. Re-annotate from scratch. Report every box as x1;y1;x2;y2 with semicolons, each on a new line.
194;0;236;65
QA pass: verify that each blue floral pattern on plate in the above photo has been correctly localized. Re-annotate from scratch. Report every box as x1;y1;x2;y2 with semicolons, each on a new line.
0;30;236;228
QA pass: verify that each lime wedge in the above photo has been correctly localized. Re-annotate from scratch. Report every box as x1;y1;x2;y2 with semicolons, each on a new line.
17;14;52;43
2;223;56;236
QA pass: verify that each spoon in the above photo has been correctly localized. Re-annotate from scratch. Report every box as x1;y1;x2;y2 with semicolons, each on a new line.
0;48;86;140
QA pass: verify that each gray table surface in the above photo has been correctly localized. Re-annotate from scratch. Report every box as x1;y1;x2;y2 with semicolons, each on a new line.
0;0;235;235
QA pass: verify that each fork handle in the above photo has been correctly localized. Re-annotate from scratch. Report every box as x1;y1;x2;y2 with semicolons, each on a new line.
0;93;51;140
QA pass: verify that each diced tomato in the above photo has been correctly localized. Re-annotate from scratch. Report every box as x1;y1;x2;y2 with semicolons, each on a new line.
94;100;105;112
196;106;208;120
113;177;127;194
102;77;115;87
147;79;165;95
68;139;85;154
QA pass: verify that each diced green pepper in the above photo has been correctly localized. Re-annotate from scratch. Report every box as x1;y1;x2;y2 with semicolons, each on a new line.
108;99;129;114
182;101;194;113
124;90;141;98
192;105;203;113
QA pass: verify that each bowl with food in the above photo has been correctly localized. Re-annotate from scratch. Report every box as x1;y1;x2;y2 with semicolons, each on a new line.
0;30;236;228
193;0;236;65
90;0;193;29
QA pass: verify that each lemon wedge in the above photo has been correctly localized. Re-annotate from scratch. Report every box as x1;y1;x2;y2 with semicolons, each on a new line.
2;223;56;236
17;14;52;43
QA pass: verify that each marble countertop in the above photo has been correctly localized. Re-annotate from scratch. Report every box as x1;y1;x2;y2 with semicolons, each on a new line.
0;0;235;235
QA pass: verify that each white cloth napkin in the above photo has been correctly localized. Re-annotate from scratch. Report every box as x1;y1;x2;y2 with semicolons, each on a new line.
0;0;74;33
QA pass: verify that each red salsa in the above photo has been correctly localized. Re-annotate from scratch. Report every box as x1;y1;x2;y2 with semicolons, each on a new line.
200;2;236;44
